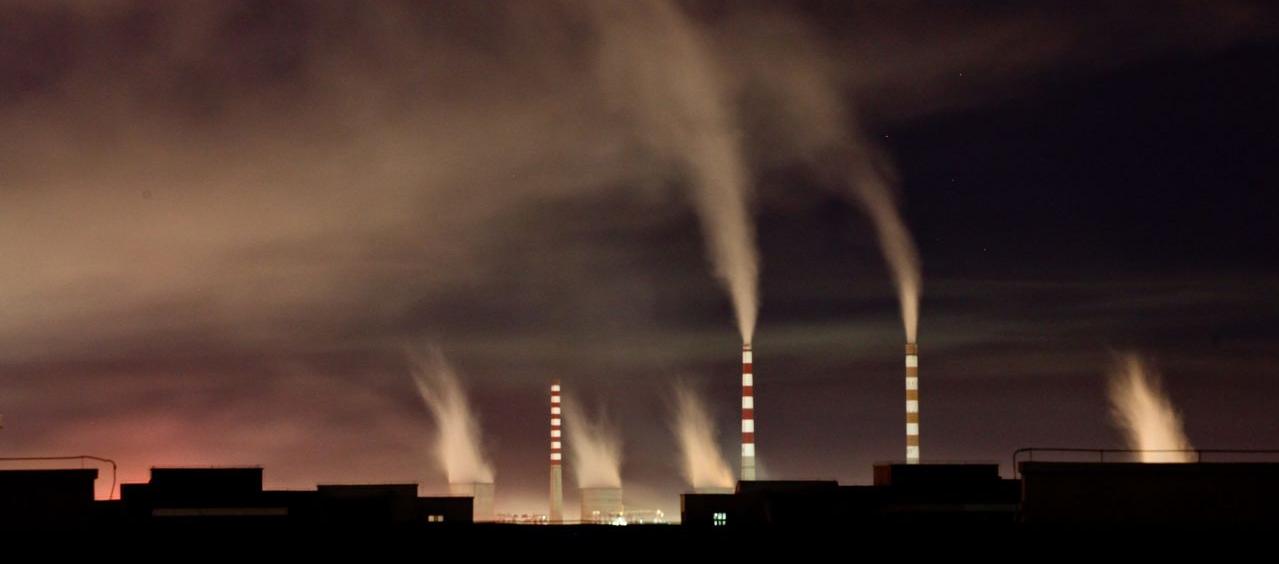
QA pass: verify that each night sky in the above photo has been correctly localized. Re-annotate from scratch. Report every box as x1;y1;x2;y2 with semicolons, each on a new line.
2;1;1277;517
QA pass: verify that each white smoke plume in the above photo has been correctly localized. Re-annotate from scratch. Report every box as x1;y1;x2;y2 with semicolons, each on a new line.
841;140;923;344
561;395;622;489
410;347;495;483
1107;353;1194;463
710;9;923;344
671;383;734;490
585;0;760;343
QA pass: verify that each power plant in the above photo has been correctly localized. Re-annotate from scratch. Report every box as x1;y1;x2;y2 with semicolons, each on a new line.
741;342;756;481
549;380;563;523
2;320;1271;532
0;0;1270;544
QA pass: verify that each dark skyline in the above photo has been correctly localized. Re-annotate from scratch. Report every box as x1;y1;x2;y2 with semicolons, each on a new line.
1;1;1277;516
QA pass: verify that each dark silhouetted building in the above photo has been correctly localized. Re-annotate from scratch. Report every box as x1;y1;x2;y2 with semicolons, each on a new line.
121;467;290;525
315;484;470;527
869;463;1020;525
1019;461;1279;526
118;467;471;529
682;464;1019;529
0;469;99;530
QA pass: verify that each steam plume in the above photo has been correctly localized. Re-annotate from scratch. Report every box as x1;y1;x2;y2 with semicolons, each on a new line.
841;141;922;343
720;13;923;343
561;396;622;488
410;347;495;483
1107;354;1194;463
672;383;734;490
586;0;759;343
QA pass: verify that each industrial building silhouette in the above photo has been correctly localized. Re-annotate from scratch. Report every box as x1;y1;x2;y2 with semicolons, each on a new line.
1;466;470;531
4;457;1279;531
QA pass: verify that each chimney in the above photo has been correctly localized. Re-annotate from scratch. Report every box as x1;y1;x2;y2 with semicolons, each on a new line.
741;342;756;481
906;343;920;464
549;379;564;523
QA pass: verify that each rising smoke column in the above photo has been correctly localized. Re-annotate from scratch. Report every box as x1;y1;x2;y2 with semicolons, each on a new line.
792;77;923;461
672;383;734;490
839;141;923;464
1107;354;1195;463
743;32;923;459
561;396;622;488
839;142;923;344
722;13;922;342
585;0;759;343
410;347;495;484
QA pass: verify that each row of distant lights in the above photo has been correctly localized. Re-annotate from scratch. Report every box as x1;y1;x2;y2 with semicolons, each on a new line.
493;510;667;526
589;509;668;526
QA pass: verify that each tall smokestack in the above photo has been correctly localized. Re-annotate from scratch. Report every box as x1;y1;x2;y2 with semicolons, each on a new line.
905;343;920;464
741;342;756;481
549;379;564;523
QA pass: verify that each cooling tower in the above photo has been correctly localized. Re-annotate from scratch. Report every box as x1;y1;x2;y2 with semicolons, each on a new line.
741;342;756;481
579;486;623;524
549;380;564;523
905;342;920;464
449;481;495;522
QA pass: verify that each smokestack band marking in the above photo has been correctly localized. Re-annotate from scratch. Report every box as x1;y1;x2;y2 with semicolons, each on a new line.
741;342;756;481
550;379;564;523
550;390;562;465
905;343;920;464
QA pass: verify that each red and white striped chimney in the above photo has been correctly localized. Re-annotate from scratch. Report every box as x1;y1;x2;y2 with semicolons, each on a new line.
905;343;920;464
741;342;756;481
549;379;564;522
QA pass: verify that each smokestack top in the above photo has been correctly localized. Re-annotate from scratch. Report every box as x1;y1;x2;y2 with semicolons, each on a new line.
905;343;918;355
